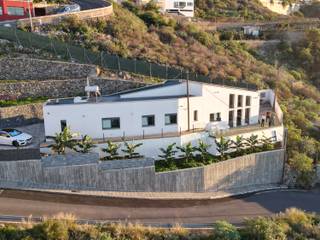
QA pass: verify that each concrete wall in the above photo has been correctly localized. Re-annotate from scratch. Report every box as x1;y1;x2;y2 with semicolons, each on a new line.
17;4;113;27
0;58;98;81
0;103;43;128
0;78;146;100
0;149;285;192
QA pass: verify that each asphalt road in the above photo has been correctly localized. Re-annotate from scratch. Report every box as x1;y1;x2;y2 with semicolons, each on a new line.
0;189;320;226
72;0;110;10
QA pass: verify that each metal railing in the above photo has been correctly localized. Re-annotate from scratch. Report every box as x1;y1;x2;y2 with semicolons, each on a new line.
0;26;258;91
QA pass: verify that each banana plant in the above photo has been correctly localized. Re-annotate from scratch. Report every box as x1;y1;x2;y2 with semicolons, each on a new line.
245;134;260;153
231;136;245;155
51;127;77;155
260;135;274;151
122;140;143;159
102;140;121;160
215;136;232;161
196;140;211;161
75;135;95;154
176;142;196;162
158;143;177;163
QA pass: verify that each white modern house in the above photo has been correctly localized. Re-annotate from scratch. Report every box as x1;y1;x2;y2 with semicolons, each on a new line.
156;0;194;17
43;79;284;157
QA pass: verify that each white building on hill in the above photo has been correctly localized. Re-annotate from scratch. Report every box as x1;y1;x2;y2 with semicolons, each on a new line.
43;79;284;157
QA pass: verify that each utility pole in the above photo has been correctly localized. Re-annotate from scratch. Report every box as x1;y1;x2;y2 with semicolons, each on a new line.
27;0;33;31
186;70;190;131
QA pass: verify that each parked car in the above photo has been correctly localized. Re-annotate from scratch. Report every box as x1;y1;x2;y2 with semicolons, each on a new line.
56;4;81;14
0;129;32;147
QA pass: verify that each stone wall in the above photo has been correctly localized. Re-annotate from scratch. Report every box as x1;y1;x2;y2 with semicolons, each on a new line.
0;78;146;99
0;149;285;193
0;103;43;128
0;58;99;81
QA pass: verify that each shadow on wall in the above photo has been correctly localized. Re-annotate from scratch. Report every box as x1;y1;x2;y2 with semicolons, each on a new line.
0;116;43;128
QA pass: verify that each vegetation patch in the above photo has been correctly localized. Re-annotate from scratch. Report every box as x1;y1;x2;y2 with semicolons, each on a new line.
0;208;320;239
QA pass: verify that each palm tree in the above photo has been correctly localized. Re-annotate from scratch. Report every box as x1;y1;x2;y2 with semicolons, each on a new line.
196;140;211;162
75;135;95;154
215;136;231;161
260;135;274;151
176;142;196;162
245;134;260;153
102;140;121;160
51;127;77;155
158;143;177;164
122;140;143;159
231;136;245;155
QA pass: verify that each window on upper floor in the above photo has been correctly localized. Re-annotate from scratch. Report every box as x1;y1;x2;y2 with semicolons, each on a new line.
165;113;177;125
238;95;243;107
7;7;24;16
174;1;186;8
102;117;120;130
187;2;193;6
246;96;251;106
210;113;221;122
229;94;235;108
142;115;155;127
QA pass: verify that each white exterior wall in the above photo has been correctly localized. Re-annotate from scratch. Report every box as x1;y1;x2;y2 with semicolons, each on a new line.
162;0;194;17
44;98;180;139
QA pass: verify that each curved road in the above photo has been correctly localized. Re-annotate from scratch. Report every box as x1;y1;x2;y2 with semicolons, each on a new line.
72;0;110;10
0;189;320;226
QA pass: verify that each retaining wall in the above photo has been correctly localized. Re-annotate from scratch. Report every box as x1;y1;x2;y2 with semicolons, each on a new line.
0;103;43;128
0;78;146;100
0;149;285;192
18;4;113;26
0;58;98;81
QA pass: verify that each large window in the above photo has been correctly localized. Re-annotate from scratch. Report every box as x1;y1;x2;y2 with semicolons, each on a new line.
102;118;120;130
210;113;221;122
238;95;243;107
193;110;198;121
246;96;251;106
142;115;155;127
165;113;177;125
187;2;193;6
229;110;234;128
7;7;24;16
174;1;186;8
229;94;235;108
245;108;250;124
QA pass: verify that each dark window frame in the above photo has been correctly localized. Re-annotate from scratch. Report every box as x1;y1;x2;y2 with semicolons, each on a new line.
246;96;251;106
194;110;198;121
229;94;235;108
142;115;155;127
102;117;120;130
238;95;243;107
165;113;178;125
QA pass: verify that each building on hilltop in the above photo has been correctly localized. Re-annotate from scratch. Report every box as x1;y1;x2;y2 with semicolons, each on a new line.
0;0;34;21
43;79;284;157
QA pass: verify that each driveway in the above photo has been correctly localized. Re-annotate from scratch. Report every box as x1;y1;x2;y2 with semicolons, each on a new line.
0;189;319;226
0;123;44;150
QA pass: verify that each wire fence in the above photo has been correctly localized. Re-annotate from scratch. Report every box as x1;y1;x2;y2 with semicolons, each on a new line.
0;26;258;91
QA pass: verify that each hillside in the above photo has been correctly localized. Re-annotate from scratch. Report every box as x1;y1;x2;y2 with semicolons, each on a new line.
195;0;280;21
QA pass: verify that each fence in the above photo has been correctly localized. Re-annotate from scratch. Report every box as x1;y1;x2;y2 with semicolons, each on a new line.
0;26;258;91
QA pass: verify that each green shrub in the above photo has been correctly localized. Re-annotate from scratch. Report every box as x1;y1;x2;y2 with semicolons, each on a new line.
213;221;240;240
241;217;286;240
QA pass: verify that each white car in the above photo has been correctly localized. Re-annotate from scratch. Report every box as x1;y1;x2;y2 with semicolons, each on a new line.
0;129;33;147
57;4;81;14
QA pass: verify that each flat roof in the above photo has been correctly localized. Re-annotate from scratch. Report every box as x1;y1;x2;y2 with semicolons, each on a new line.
46;94;193;106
